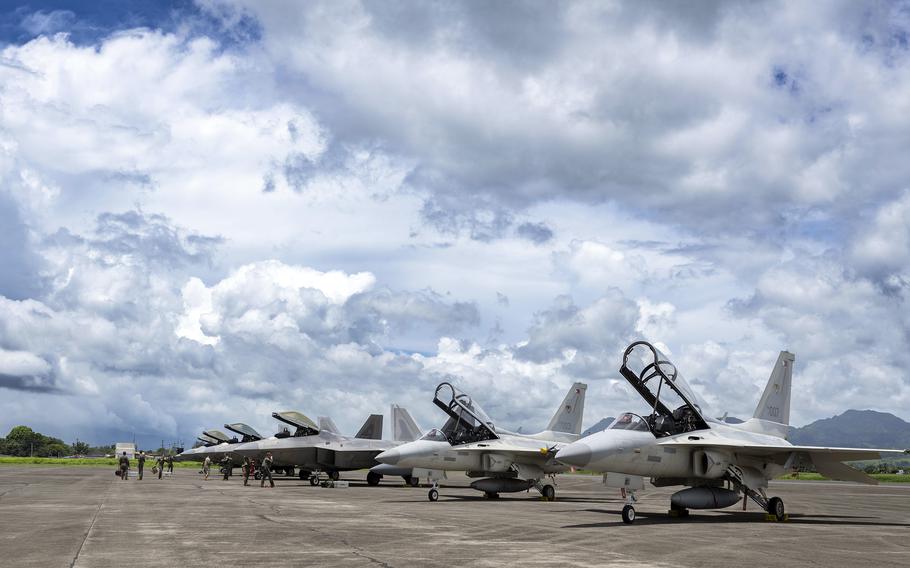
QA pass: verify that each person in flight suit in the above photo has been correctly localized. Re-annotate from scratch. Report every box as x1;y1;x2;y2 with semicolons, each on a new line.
118;452;130;481
136;451;146;480
220;455;232;480
260;452;275;488
166;455;174;474
241;456;252;486
203;456;211;480
156;455;165;479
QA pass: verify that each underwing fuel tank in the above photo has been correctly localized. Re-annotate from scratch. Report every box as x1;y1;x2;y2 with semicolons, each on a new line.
670;486;740;510
470;478;534;493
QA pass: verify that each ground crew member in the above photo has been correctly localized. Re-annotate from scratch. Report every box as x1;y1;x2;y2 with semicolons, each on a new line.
203;456;211;480
241;457;251;486
220;455;232;480
260;452;275;488
118;451;129;481
156;455;164;479
136;451;146;480
166;455;174;474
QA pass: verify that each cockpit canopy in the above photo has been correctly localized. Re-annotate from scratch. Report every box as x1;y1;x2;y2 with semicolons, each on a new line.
619;341;715;437
419;428;449;442
432;382;499;445
608;412;651;432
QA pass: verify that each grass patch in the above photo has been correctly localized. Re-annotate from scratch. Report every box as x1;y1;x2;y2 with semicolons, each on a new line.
0;456;200;468
778;472;910;483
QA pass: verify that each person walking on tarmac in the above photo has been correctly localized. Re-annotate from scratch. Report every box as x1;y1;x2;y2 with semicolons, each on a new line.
241;456;251;486
166;455;174;475
220;455;232;480
136;451;146;480
202;456;212;480
260;452;275;488
118;451;130;481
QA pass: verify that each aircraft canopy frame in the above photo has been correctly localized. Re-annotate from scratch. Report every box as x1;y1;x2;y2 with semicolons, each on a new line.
224;422;263;442
432;382;499;445
271;411;319;436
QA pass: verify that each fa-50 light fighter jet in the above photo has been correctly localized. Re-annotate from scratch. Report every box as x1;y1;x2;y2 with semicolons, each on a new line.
375;381;587;501
556;341;909;523
231;405;422;485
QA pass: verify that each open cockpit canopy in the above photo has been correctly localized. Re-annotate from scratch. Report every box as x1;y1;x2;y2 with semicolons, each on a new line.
607;412;651;432
196;434;219;447
203;429;234;443
271;411;320;437
224;422;263;442
432;382;499;444
619;341;715;437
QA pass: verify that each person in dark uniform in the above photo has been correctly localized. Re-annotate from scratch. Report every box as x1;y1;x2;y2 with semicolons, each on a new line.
220;455;232;480
118;452;130;481
136;451;146;480
166;455;174;474
260;452;274;488
156;455;164;479
241;456;251;486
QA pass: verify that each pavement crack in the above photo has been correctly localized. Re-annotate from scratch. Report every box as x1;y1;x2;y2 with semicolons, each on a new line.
68;476;113;568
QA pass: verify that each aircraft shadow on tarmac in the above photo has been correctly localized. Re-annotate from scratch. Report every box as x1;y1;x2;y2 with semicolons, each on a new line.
563;508;910;528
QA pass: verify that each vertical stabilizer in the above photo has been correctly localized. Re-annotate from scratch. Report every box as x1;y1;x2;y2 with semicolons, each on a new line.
546;382;587;434
753;351;794;428
318;416;340;435
391;404;422;442
355;414;384;440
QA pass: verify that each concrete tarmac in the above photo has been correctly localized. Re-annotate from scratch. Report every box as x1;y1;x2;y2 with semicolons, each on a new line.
1;466;908;567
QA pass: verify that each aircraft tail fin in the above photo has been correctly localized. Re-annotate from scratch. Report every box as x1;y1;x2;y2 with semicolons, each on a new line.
391;404;421;442
546;382;587;435
752;351;795;428
355;414;384;440
318;416;340;435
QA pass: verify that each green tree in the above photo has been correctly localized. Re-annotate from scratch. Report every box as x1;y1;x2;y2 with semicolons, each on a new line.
72;441;90;455
4;426;39;456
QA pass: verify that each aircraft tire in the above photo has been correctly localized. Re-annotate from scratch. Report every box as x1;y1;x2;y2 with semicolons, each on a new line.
403;475;419;487
254;472;261;480
329;470;340;481
428;488;439;501
309;475;319;486
367;471;382;486
768;497;785;521
541;484;556;502
621;505;636;524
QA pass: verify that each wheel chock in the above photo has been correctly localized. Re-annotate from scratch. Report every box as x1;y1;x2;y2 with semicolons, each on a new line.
764;513;789;522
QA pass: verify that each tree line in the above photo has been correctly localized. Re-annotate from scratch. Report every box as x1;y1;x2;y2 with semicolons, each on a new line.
0;426;114;457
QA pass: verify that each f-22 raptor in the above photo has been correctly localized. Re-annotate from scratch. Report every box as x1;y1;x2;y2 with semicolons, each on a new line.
556;341;909;523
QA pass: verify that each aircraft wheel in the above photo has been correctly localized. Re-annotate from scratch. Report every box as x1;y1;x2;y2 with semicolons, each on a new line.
254;472;261;480
541;484;556;502
767;497;785;521
367;471;382;486
621;505;636;524
484;491;499;499
403;475;419;487
428;488;439;501
329;470;340;481
309;475;319;486
286;467;294;477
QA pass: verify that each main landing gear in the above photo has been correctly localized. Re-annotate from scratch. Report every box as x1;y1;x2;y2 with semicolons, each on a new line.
428;481;439;501
366;471;382;486
767;496;786;521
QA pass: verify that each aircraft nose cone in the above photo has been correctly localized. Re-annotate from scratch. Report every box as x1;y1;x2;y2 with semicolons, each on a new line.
376;448;400;465
556;442;592;468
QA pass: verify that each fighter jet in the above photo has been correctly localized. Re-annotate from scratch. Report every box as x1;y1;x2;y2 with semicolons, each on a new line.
176;425;263;466
231;405;422;485
556;341;909;523
375;381;587;501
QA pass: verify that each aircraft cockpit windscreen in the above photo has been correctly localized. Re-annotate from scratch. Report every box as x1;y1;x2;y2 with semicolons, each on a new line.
419;428;449;442
619;341;713;437
607;413;651;432
432;382;499;444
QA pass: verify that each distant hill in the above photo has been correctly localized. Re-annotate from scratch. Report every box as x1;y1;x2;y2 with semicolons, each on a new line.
581;417;614;437
789;410;910;448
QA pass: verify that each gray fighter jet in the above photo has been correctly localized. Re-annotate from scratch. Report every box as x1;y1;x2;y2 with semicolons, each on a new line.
177;425;263;466
556;341;910;523
375;381;587;501
230;405;422;485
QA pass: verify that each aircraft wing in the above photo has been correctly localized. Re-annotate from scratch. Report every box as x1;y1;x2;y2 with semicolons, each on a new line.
455;440;559;460
657;437;907;484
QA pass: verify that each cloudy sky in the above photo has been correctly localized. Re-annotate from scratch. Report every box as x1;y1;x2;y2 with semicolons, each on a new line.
1;1;908;448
